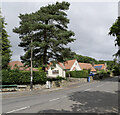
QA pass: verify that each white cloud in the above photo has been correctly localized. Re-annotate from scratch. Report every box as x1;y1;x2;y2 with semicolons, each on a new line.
2;2;118;61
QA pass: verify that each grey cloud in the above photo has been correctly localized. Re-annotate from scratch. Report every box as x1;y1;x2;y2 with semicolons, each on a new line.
67;2;118;60
2;2;118;61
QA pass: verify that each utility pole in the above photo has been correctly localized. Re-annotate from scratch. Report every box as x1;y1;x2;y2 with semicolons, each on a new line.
118;1;120;65
30;38;33;91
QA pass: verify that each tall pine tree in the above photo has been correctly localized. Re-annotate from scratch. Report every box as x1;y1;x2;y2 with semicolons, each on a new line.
0;11;12;69
13;2;75;70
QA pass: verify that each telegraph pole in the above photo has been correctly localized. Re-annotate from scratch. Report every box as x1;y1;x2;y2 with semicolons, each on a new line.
30;38;33;91
118;1;120;65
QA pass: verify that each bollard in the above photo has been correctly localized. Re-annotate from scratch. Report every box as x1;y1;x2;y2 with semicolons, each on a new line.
46;81;51;89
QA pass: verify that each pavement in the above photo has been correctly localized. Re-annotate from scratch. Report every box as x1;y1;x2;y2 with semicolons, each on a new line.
1;76;119;114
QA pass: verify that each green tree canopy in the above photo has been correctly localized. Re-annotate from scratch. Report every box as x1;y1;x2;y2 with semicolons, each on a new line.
109;17;120;57
13;2;75;70
0;11;12;69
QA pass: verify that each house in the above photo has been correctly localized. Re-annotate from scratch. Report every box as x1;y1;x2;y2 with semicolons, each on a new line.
62;59;81;71
79;63;96;74
94;63;107;71
46;59;81;78
8;61;38;71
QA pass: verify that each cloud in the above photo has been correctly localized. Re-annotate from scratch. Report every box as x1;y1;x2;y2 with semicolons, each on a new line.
2;2;118;61
67;2;118;60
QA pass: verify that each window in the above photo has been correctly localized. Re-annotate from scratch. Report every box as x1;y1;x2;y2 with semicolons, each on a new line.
52;70;59;74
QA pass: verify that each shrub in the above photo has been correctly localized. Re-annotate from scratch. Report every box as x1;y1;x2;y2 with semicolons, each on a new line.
47;76;65;82
93;73;99;80
66;70;88;78
112;66;120;76
93;70;110;80
2;69;46;85
33;71;46;84
56;76;65;80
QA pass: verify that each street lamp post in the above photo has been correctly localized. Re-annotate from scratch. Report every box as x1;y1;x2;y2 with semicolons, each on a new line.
30;38;33;91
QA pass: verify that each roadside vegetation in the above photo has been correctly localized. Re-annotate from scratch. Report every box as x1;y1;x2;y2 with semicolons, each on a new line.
1;10;12;69
109;16;120;76
66;70;88;78
13;2;75;71
2;69;46;85
1;2;120;87
93;70;111;80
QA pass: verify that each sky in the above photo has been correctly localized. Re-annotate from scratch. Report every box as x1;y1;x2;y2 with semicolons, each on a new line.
2;1;118;61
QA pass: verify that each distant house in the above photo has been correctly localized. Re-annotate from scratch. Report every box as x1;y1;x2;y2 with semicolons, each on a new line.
46;59;81;78
8;61;38;71
79;63;96;73
94;63;107;71
62;59;81;71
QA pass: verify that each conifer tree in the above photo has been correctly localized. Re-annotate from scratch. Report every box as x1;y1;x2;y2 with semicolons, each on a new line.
13;2;75;71
0;11;12;69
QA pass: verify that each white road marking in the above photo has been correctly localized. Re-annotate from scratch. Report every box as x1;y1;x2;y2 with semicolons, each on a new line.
104;91;116;94
112;107;118;112
6;106;30;113
2;92;18;95
79;102;84;105
61;96;67;98
44;88;63;92
84;88;91;91
78;102;87;106
96;84;103;88
49;98;60;102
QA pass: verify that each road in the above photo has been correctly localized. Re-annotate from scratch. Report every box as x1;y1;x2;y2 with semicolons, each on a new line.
2;76;119;114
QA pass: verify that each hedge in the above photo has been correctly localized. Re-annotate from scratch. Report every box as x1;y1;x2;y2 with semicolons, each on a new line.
2;69;46;85
47;76;65;82
66;70;88;78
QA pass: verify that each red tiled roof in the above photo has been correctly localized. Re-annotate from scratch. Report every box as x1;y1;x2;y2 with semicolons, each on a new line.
46;59;76;70
58;62;65;69
63;59;76;70
8;61;24;69
8;61;38;71
91;67;96;72
79;63;96;72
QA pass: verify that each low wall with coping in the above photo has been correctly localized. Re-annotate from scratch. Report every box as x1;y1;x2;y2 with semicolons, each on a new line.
2;77;92;92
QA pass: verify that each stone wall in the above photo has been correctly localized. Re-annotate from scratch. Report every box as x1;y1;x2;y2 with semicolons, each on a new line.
2;77;91;92
51;78;88;88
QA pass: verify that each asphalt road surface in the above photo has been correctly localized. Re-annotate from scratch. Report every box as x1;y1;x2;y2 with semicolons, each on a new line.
2;76;119;114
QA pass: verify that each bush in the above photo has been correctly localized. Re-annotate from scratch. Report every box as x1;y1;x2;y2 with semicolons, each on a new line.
66;70;88;78
93;70;110;80
47;76;65;82
112;66;120;76
33;71;46;84
56;76;65;81
2;69;46;85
